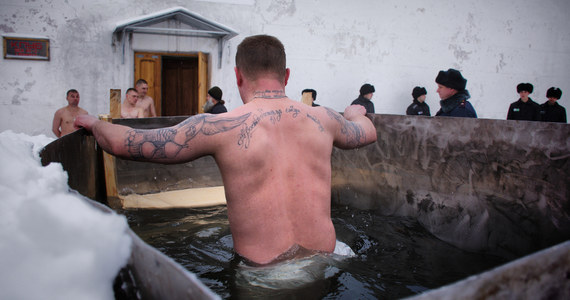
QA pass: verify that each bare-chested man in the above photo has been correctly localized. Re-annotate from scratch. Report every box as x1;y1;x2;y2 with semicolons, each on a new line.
121;88;144;118
52;89;88;138
135;79;157;117
75;35;377;265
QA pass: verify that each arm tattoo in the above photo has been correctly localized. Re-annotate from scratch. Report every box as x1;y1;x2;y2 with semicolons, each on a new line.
324;107;367;147
125;113;250;160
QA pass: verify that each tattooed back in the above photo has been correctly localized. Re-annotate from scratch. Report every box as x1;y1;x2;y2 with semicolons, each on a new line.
207;98;374;265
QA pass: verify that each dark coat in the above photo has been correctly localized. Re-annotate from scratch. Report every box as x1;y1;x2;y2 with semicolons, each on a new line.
210;102;227;114
506;98;540;121
435;90;477;118
351;96;375;114
538;101;567;123
406;99;431;116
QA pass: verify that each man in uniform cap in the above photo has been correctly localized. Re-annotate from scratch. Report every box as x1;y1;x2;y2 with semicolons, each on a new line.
506;83;540;121
434;68;477;118
538;87;566;123
406;86;430;116
351;83;375;114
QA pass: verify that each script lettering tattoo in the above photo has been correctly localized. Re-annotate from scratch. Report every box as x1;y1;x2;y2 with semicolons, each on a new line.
285;105;300;118
125;113;250;160
307;113;324;132
238;109;282;149
324;107;366;147
252;90;287;99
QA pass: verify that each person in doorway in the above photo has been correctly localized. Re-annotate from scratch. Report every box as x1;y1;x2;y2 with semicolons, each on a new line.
121;88;144;118
135;79;157;117
203;86;228;114
406;86;430;116
52;89;88;138
538;87;566;123
434;68;477;118
74;34;377;266
506;83;540;121
351;84;375;114
302;89;319;107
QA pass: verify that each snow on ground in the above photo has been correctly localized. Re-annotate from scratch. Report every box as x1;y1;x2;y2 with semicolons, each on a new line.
0;130;132;300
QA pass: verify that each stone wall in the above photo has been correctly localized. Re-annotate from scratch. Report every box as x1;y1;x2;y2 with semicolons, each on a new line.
332;114;569;258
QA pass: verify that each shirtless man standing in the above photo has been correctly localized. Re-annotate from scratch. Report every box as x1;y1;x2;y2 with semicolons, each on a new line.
135;79;157;117
75;35;377;265
52;89;88;138
121;88;144;118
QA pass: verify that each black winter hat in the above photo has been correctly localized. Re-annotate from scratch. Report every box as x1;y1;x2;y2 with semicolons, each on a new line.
208;86;223;101
360;83;375;96
516;83;533;93
435;68;467;91
412;86;427;99
546;87;562;99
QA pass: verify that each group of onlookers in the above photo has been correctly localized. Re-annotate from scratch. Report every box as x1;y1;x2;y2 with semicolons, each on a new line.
399;69;566;123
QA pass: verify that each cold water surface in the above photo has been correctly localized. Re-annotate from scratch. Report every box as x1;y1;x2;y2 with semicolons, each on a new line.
122;205;510;299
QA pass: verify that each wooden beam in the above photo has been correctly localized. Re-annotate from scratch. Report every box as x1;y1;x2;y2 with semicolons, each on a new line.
110;89;121;119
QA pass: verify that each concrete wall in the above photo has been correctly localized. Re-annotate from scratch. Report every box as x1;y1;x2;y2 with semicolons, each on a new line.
2;0;569;136
331;114;570;258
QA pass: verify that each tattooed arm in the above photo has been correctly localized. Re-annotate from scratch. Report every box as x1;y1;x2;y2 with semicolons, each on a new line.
325;105;377;149
74;113;250;163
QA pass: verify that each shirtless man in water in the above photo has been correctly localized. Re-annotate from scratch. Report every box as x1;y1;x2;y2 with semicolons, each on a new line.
75;35;377;265
121;88;144;118
135;79;157;117
52;89;88;138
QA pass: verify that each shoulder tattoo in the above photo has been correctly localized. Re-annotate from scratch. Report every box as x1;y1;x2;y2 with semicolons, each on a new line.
324;107;367;147
124;113;250;160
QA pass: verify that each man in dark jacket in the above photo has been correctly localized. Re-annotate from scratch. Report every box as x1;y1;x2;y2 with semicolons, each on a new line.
539;87;566;123
204;86;228;114
434;69;477;118
506;83;539;121
351;83;375;113
406;86;430;116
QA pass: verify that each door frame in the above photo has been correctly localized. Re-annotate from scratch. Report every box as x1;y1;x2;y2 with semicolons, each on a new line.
134;51;209;116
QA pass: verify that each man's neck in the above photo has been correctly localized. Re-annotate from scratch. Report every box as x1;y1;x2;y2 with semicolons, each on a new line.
244;78;287;103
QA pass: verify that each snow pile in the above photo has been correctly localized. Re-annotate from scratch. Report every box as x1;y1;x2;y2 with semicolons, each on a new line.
0;130;132;300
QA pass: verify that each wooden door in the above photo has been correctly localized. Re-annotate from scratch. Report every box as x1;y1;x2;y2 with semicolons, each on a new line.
198;52;208;113
134;53;161;115
161;56;199;116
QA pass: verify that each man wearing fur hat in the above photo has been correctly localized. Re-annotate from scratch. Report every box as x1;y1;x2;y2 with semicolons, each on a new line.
538;87;566;123
434;68;477;118
351;83;375;114
204;86;228;114
406;86;431;116
506;83;540;121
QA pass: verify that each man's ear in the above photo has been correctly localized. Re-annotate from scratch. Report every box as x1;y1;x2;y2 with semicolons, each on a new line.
284;68;290;86
235;67;243;87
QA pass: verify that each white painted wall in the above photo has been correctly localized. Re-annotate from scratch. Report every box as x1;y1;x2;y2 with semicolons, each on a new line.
1;0;569;136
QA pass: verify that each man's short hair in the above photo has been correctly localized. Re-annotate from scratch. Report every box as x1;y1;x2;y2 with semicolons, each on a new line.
66;89;79;96
236;35;287;82
302;89;317;100
135;79;148;86
126;88;138;94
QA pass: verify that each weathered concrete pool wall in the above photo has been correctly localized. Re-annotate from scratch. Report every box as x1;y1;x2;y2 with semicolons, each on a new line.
112;118;224;196
332;114;569;258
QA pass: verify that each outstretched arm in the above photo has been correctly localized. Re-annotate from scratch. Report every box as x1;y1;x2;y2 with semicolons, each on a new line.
74;113;250;164
325;105;377;149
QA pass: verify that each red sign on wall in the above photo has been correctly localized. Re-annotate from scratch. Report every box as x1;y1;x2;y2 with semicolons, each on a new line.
3;37;50;60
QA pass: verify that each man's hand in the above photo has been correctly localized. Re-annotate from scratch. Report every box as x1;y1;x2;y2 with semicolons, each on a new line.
343;104;367;120
74;114;99;132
